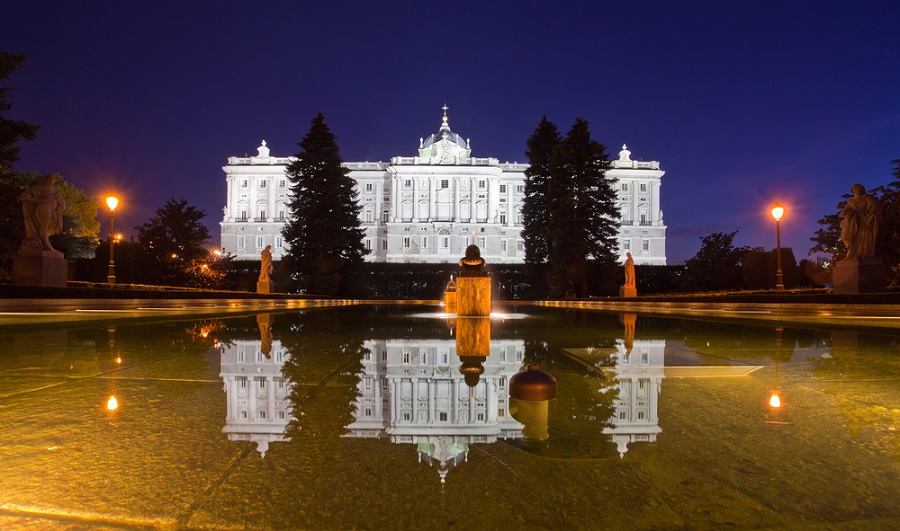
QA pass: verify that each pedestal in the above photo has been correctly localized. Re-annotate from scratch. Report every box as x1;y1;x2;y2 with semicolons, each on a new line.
619;285;637;298
13;248;67;288
257;280;274;294
456;277;491;317
833;258;884;294
444;290;456;308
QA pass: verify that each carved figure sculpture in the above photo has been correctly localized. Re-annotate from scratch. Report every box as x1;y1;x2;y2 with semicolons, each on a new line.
623;252;636;287
18;173;66;252
840;184;881;259
258;245;274;281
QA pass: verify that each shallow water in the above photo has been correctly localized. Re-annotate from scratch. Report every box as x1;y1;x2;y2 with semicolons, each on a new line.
0;304;897;529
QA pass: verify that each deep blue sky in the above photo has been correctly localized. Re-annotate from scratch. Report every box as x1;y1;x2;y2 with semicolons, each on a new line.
7;1;900;264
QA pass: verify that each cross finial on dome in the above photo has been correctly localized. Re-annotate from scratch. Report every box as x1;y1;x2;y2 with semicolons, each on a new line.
441;103;449;124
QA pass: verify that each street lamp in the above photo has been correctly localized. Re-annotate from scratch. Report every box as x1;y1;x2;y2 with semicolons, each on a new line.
106;196;119;285
770;203;785;291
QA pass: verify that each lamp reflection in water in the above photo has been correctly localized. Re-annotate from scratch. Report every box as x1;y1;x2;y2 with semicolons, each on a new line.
769;326;784;409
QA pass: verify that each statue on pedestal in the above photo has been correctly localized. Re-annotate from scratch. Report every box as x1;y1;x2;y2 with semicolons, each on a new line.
18;173;66;253
833;183;885;294
258;245;273;281
619;252;637;298
257;245;274;294
624;252;636;287
840;183;881;260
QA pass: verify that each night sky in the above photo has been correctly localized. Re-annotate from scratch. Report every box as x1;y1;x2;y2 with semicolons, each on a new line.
6;1;900;264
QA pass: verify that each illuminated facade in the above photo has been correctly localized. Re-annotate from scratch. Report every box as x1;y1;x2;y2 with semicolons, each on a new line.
220;110;667;265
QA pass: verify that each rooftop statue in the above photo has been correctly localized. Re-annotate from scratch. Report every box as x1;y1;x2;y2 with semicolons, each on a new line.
18;173;66;253
840;183;881;260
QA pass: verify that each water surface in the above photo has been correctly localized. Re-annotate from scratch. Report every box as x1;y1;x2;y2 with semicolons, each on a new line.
0;304;897;529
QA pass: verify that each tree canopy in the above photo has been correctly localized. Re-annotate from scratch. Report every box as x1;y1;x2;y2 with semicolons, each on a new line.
680;231;761;292
135;197;212;286
281;113;367;295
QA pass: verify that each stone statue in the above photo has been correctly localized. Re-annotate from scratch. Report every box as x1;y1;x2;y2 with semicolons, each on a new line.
623;252;636;287
258;245;273;281
840;184;881;260
459;244;486;277
18;173;66;253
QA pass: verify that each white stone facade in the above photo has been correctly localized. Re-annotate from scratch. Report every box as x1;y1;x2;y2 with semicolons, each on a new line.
220;112;667;265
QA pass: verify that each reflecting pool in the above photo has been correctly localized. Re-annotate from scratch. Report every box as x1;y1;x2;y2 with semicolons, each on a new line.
0;304;897;529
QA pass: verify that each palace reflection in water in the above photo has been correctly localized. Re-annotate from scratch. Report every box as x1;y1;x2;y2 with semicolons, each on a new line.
217;309;763;476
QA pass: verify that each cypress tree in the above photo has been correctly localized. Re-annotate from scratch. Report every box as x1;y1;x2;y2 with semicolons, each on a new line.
546;118;617;297
522;116;560;266
282;114;367;295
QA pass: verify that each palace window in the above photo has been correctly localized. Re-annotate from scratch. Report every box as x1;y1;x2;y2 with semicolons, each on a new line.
275;236;283;248
624;240;631;251
382;211;389;222
501;240;507;253
517;240;524;252
366;183;373;192
516;185;524;193
237;237;245;249
382;240;388;250
500;184;507;193
256;236;264;248
440;179;449;189
420;237;427;249
642;239;649;251
365;239;372;250
403;237;411;248
241;180;248;188
260;180;267;189
640;183;647;192
500;213;507;224
278;179;286;188
621;183;628;191
478;180;485;189
404;179;412;188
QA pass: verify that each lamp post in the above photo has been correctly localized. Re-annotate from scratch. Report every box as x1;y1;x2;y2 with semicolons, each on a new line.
770;203;785;291
106;196;119;285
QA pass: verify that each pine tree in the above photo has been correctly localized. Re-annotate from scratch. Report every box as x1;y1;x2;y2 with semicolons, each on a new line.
522;116;560;265
282;114;367;295
546;118;618;297
0;51;39;175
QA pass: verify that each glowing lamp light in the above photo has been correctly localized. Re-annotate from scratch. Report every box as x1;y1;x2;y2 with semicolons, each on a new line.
106;196;119;212
107;396;119;411
769;393;782;409
771;202;785;291
770;204;784;221
116;357;122;364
